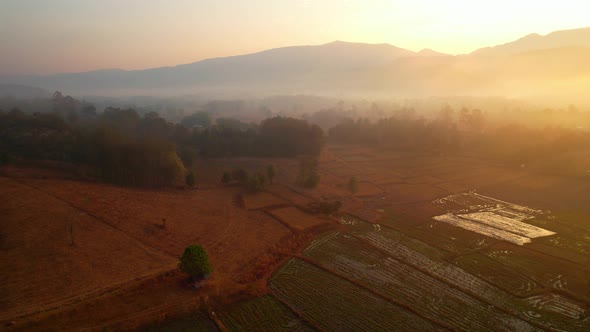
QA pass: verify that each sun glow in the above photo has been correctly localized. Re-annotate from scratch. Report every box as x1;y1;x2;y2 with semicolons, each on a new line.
0;0;589;74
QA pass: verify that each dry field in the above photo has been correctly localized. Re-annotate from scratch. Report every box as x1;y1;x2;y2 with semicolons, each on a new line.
241;192;289;210
0;169;294;330
0;177;175;322
258;144;590;331
5;143;590;331
267;206;329;232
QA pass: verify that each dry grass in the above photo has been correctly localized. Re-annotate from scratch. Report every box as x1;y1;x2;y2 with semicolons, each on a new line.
0;177;175;321
0;175;291;326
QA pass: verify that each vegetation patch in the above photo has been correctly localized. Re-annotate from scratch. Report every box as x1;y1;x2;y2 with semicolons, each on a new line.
454;253;542;297
218;295;313;332
270;259;447;332
304;232;537;331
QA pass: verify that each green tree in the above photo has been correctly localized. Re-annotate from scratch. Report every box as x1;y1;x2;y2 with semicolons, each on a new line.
185;171;196;187
348;176;358;194
178;245;212;280
266;164;276;184
221;171;232;184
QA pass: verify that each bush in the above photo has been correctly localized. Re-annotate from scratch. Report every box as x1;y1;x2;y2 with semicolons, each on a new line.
185;171;196;187
178;245;212;280
246;172;267;192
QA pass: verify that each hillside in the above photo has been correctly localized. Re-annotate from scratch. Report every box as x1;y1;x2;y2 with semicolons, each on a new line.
471;27;590;56
0;84;50;98
1;27;590;101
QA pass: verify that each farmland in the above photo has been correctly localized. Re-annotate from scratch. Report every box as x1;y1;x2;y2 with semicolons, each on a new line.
3;143;590;331
267;206;329;231
263;145;590;332
218;295;313;332
0;165;298;330
269;259;447;332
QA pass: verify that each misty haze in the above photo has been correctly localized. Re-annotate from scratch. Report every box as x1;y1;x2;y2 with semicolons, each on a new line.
1;1;589;331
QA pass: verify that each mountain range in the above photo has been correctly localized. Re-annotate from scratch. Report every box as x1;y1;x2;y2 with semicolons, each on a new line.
2;27;590;100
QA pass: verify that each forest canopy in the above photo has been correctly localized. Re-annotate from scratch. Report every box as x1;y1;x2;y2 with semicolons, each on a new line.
0;93;325;187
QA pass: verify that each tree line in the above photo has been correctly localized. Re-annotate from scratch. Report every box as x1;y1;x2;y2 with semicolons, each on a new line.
0;92;325;187
328;108;590;176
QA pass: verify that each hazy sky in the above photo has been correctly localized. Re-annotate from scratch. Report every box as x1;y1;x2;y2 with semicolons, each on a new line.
1;0;588;75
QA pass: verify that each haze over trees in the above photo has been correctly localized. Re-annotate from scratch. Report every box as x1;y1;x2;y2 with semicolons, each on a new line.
0;93;325;187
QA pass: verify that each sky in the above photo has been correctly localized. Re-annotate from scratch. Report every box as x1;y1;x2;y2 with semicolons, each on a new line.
1;0;589;75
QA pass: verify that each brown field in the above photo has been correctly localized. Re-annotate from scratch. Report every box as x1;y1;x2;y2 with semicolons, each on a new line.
267;206;329;231
264;184;314;206
4;143;590;330
0;177;175;322
241;191;289;210
0;172;293;330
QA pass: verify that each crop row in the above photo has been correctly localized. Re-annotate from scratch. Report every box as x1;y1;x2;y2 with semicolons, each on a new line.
454;253;542;297
304;232;538;332
218;295;313;332
269;259;447;332
355;225;589;331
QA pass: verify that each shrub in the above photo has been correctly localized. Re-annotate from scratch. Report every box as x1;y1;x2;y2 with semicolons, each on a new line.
185;171;196;187
178;245;212;280
246;172;267;192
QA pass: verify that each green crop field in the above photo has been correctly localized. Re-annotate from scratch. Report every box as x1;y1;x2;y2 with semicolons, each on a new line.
218;295;313;332
270;259;448;332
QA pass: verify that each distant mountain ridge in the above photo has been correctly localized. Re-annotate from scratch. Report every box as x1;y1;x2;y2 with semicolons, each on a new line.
471;27;590;56
1;26;589;99
0;84;50;98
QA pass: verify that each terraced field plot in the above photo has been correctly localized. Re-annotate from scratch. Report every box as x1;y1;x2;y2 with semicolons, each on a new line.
241;192;289;210
265;184;313;206
219;295;313;332
335;217;589;331
267;206;328;231
145;312;218;332
303;232;538;332
270;259;447;332
454;253;542;297
485;244;590;302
